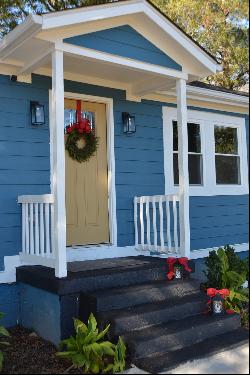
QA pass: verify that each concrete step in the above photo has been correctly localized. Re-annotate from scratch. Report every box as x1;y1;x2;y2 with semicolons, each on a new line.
134;327;249;373
97;292;207;336
81;279;201;315
124;313;241;360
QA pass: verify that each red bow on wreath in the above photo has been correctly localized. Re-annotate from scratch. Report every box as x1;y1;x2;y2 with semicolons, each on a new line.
66;100;92;134
67;118;91;134
166;257;192;280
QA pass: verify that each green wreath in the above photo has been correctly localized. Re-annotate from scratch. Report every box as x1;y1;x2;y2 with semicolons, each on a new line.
65;119;98;163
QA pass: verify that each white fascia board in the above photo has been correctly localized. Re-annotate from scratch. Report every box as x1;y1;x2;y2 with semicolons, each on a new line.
60;42;188;80
41;0;144;29
0;15;42;60
160;86;249;109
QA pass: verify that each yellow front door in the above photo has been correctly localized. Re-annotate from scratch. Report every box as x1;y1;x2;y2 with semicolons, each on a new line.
65;98;109;246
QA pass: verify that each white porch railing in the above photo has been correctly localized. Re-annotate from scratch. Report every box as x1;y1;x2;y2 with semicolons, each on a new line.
134;194;180;254
18;194;55;268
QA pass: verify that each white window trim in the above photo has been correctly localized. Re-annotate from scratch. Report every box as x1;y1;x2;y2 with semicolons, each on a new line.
163;107;249;196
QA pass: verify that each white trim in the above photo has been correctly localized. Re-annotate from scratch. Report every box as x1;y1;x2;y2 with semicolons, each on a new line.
19;254;55;267
51;48;67;278
67;245;144;263
161;85;250;109
191;243;249;260
0;256;22;284
54;91;118;247
176;79;190;258
59;42;188;81
163;107;249;196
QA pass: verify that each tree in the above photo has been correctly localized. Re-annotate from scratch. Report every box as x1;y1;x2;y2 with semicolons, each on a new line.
154;0;249;90
0;0;248;90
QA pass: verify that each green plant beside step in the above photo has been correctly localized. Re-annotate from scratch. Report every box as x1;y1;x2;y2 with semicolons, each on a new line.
57;313;126;374
203;246;249;314
0;312;10;372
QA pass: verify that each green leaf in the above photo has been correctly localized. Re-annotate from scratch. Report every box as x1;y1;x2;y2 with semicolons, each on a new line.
96;324;110;342
0;351;3;371
0;326;10;338
88;313;98;333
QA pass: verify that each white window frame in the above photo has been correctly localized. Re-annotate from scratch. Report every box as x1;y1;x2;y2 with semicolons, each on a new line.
163;107;249;196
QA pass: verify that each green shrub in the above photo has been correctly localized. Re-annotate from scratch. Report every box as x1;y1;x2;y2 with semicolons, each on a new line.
203;245;249;289
0;312;10;372
57;313;126;374
203;246;249;313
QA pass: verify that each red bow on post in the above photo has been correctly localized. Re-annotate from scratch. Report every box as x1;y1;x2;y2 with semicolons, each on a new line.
206;288;234;314
166;257;192;280
207;288;230;299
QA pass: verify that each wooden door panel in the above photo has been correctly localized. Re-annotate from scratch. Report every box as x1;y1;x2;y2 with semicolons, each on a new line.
65;99;109;246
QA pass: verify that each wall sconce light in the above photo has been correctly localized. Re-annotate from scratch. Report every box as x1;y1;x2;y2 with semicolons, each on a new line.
30;101;45;126
122;112;136;134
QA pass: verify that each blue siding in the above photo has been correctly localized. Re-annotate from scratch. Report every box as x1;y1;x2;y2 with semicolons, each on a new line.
64;25;182;71
0;284;19;327
0;74;50;270
0;73;249;269
190;195;249;250
19;283;61;345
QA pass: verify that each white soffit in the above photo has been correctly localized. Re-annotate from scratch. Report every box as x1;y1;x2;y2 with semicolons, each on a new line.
0;0;219;80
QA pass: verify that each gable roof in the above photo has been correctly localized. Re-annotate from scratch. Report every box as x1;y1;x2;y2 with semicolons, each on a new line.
0;0;220;82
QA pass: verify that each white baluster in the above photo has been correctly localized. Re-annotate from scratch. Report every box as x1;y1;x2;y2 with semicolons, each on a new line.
146;197;151;251
166;197;172;252
134;198;138;249
152;197;157;251
29;203;34;255
25;203;29;254
34;203;39;255
40;203;45;256
45;203;51;256
140;197;144;250
173;196;179;253
159;196;164;252
21;203;25;254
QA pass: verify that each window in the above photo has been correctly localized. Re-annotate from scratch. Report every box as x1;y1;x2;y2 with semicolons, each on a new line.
173;121;203;185
164;108;248;196
214;126;241;185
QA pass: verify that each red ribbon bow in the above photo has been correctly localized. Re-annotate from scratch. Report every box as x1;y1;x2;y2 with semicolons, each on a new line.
207;288;230;299
206;288;234;314
66;100;91;135
166;257;192;280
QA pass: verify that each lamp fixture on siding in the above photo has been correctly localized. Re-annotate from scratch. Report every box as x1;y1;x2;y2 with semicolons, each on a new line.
30;101;45;126
122;112;136;134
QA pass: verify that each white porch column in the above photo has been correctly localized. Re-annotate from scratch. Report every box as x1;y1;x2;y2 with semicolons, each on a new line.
176;79;191;258
51;47;67;278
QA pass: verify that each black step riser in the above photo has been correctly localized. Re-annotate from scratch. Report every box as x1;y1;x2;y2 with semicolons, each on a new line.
134;328;249;374
128;315;241;359
94;283;200;312
111;300;206;335
77;267;166;293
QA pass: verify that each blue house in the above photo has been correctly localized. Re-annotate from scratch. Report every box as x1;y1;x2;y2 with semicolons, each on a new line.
0;0;248;370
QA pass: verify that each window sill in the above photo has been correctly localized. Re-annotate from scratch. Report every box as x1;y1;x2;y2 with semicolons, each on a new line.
166;185;249;196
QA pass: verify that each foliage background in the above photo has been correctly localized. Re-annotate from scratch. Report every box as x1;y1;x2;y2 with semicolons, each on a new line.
0;0;249;90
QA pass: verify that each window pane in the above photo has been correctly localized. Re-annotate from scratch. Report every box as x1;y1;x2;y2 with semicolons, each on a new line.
215;126;238;154
189;154;203;185
64;109;76;129
173;121;178;151
216;155;241;184
173;154;203;185
188;123;201;153
173;121;201;153
173;153;179;185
